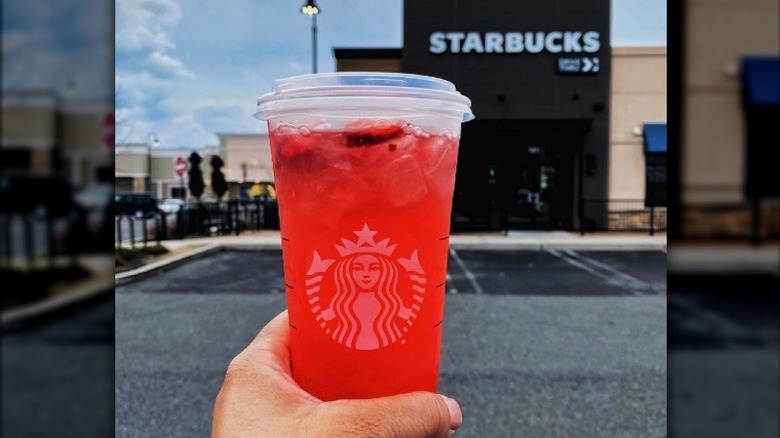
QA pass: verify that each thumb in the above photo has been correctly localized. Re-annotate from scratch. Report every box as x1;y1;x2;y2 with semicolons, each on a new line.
315;392;462;438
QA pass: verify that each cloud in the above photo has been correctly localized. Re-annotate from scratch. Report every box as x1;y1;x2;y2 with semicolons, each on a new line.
116;0;181;53
148;51;194;78
2;30;28;57
1;0;113;98
113;0;408;149
116;0;206;145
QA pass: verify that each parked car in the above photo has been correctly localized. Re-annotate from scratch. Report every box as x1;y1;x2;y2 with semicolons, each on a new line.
74;182;114;243
158;198;185;214
115;193;159;217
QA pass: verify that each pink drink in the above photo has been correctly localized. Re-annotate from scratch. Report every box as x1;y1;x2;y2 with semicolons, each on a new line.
256;73;473;401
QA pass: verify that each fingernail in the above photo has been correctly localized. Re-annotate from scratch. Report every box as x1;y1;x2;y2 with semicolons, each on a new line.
440;395;463;430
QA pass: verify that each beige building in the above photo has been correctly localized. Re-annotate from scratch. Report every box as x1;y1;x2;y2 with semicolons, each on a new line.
114;46;668;228
1;91;112;188
334;46;668;230
609;46;667;201
114;144;219;200
114;134;273;201
217;133;274;198
682;0;779;238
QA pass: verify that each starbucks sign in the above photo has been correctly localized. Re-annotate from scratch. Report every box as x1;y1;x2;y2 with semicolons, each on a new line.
429;31;601;54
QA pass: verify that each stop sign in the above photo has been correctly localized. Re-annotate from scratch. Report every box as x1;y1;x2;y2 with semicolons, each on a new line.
174;156;187;177
102;112;115;149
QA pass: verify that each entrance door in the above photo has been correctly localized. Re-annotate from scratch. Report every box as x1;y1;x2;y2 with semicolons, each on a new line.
504;144;575;230
452;120;585;231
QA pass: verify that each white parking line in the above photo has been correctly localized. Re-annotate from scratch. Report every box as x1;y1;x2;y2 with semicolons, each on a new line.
449;248;484;294
547;248;641;295
668;294;759;344
564;250;665;294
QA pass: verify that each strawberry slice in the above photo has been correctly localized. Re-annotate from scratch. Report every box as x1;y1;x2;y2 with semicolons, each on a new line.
344;119;405;148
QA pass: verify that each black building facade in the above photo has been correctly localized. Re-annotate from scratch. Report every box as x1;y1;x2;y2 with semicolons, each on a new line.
336;0;612;231
403;0;611;231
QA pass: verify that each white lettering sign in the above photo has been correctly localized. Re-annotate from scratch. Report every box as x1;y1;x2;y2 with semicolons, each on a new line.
429;31;601;54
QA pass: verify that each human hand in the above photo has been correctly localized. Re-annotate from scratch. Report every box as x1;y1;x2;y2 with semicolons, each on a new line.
212;310;463;437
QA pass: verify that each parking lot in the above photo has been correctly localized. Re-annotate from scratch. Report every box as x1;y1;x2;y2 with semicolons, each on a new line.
114;249;667;437
5;247;778;437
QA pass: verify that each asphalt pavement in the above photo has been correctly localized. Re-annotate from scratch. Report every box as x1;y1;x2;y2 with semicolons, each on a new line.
115;249;668;437
2;292;115;438
4;246;777;437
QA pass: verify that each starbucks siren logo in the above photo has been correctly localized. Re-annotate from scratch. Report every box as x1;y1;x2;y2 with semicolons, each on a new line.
306;224;426;350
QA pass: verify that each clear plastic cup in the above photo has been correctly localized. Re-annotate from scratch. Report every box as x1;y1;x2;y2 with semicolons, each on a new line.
255;72;473;401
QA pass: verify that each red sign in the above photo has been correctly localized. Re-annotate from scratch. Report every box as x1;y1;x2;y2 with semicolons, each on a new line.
174;156;187;177
103;112;115;149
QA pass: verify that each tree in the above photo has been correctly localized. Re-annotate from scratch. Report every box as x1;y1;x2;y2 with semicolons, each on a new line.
188;152;205;201
210;155;228;200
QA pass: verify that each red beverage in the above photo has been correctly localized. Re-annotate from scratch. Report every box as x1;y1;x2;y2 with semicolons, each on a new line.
256;73;473;401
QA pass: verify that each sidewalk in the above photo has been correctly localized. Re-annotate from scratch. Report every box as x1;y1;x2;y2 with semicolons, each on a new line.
157;230;668;252
111;230;667;285
146;230;780;278
1;253;115;327
667;241;780;276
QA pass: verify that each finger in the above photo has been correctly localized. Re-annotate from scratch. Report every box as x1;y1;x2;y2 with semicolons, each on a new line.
316;392;462;438
233;310;291;372
222;310;320;404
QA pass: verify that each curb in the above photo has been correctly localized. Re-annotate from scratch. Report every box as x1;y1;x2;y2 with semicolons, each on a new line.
113;238;667;286
115;243;221;286
0;237;669;326
541;242;667;252
114;242;285;285
448;241;666;252
1;275;114;329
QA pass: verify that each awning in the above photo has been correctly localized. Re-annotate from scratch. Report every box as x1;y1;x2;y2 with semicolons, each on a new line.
643;123;666;154
741;56;780;107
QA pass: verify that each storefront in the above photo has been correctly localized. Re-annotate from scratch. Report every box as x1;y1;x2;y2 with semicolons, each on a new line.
111;0;666;233
1;91;113;187
337;0;613;231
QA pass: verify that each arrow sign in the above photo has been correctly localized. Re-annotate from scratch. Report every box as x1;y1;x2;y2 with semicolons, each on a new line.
556;57;599;75
174;156;187;177
582;57;594;72
580;57;600;73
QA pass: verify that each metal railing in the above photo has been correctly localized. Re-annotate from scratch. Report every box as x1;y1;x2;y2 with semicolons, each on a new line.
681;201;780;244
1;207;99;269
580;199;667;235
113;198;281;246
115;212;165;249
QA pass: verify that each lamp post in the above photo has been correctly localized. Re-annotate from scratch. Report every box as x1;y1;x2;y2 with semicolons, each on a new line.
147;134;160;195
300;0;320;74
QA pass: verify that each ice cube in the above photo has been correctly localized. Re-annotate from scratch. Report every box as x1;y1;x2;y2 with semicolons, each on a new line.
420;135;457;173
381;155;428;208
420;136;459;200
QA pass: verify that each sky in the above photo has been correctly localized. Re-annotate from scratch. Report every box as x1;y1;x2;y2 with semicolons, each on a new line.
3;0;666;150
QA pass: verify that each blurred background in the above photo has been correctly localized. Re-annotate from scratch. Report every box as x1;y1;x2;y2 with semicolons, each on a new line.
1;0;115;436
666;0;779;436
2;0;778;437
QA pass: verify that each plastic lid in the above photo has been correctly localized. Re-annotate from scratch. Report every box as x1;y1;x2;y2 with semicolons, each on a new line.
255;72;474;122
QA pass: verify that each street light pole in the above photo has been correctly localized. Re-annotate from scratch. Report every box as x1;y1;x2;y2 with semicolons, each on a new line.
300;0;320;74
147;134;160;195
312;13;318;74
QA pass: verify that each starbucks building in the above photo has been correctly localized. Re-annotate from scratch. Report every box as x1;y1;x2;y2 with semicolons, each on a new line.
336;0;639;232
112;0;665;234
